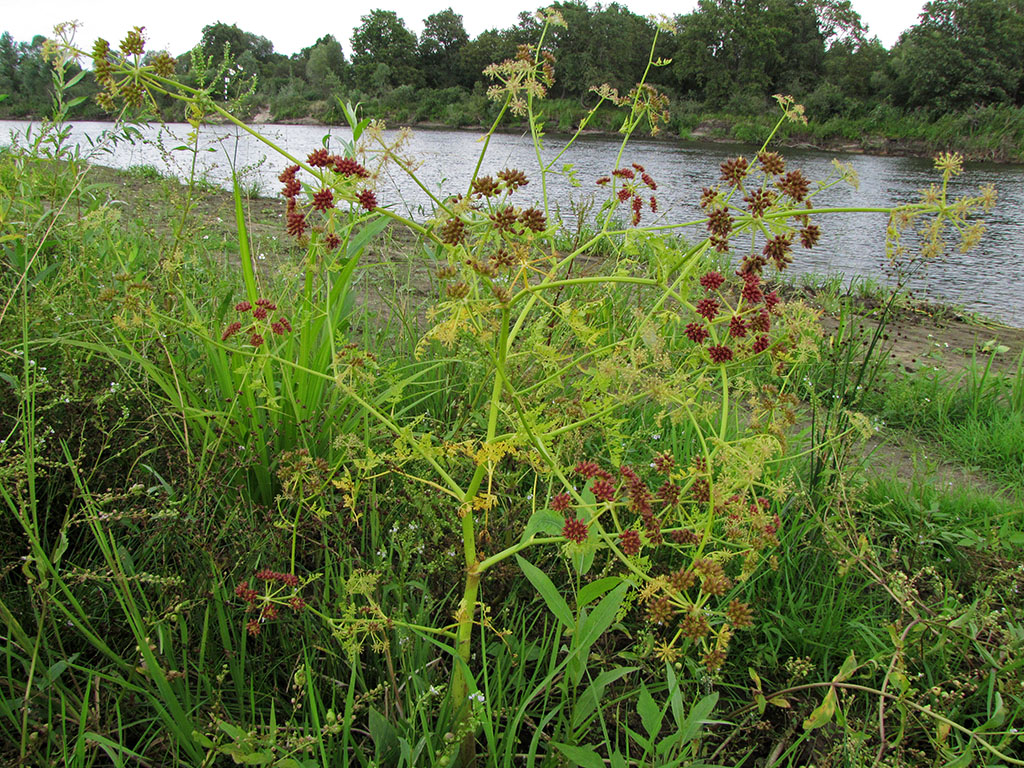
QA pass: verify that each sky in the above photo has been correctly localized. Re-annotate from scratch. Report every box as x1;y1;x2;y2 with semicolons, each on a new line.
3;0;926;56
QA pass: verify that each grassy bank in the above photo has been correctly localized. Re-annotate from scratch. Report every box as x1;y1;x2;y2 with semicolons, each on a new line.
2;45;1023;768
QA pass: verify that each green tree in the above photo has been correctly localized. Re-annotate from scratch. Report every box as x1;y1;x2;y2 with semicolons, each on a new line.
458;29;517;85
672;0;825;107
14;35;52;114
350;10;422;91
200;22;274;68
419;8;470;89
305;35;347;97
0;32;18;101
539;2;661;100
889;0;1024;111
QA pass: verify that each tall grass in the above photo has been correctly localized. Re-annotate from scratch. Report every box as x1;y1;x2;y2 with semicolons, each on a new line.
1;17;1021;768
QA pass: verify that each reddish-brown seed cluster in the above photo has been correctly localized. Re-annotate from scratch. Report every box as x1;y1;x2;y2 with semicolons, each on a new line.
652;451;674;474
777;169;810;202
333;157;371;178
574;461;614;482
222;298;291;346
800;223;821;249
591;478;617;502
255;569;300;587
471;176;501;198
726;599;754;628
750;309;771;333
696;298;720;320
728;315;747;338
757;151;786;176
279;154;377;239
671;528;700;545
743;188;775;218
720;156;749;187
656;480;680;505
356;189;377;211
741;272;765;304
519;207;546;233
685;322;710;344
234;582;258;602
691;475;710;503
763;233;794;270
497;167;529;191
600;162;659;226
312;188;334;211
441;218;467;245
562;516;589;543
549;493;571;512
647;596;674;625
619;528;641;555
708;345;733;364
700;271;725;292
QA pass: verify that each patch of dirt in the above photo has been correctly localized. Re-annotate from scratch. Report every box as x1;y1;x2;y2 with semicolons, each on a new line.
799;291;1024;377
858;432;1011;497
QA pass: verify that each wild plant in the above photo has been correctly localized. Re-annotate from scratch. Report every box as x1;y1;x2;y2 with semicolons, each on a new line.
5;13;1003;766
802;150;997;493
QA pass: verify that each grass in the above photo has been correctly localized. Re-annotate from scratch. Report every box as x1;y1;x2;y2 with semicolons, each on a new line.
862;348;1024;488
2;37;1023;768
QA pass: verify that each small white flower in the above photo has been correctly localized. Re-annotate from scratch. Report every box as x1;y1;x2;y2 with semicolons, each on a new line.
468;691;485;704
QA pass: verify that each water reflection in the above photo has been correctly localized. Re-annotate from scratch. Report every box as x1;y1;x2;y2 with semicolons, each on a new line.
2;119;1021;325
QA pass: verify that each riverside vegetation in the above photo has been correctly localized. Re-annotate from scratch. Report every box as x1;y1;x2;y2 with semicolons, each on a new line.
1;15;1022;768
2;0;1024;161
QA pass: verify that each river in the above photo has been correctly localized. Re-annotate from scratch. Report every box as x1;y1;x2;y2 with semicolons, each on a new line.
3;119;1022;326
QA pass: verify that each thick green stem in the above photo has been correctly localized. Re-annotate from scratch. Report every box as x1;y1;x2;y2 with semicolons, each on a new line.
448;308;510;765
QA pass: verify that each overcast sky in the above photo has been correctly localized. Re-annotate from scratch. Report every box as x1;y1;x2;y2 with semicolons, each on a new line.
4;0;925;56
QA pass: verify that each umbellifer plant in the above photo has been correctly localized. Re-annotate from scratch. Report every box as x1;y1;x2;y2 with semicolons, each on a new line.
62;11;995;765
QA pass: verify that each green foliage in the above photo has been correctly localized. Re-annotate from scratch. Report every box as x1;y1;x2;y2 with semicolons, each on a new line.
350;10;422;91
889;0;1024;113
1;15;1021;768
419;8;472;89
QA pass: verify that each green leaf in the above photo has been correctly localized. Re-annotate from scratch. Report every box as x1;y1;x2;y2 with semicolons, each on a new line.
232;174;257;304
637;682;662;740
577;582;628;650
65;70;87;89
676;692;718;746
191;730;217;749
666;662;685;728
572;666;636;728
978;691;1005;731
368;707;398;760
550;742;606;768
803;687;837;730
570;582;628;686
577;576;620;607
516;556;574;630
521;510;564;541
834;652;857;682
937;744;973;768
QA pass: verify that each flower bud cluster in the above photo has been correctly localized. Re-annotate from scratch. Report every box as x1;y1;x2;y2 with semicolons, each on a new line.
221;298;292;347
597;163;659;225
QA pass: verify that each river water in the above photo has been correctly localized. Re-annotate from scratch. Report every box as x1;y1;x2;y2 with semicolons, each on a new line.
3;119;1022;325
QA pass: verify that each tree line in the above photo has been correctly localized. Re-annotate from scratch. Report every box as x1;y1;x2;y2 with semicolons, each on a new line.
1;0;1022;136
